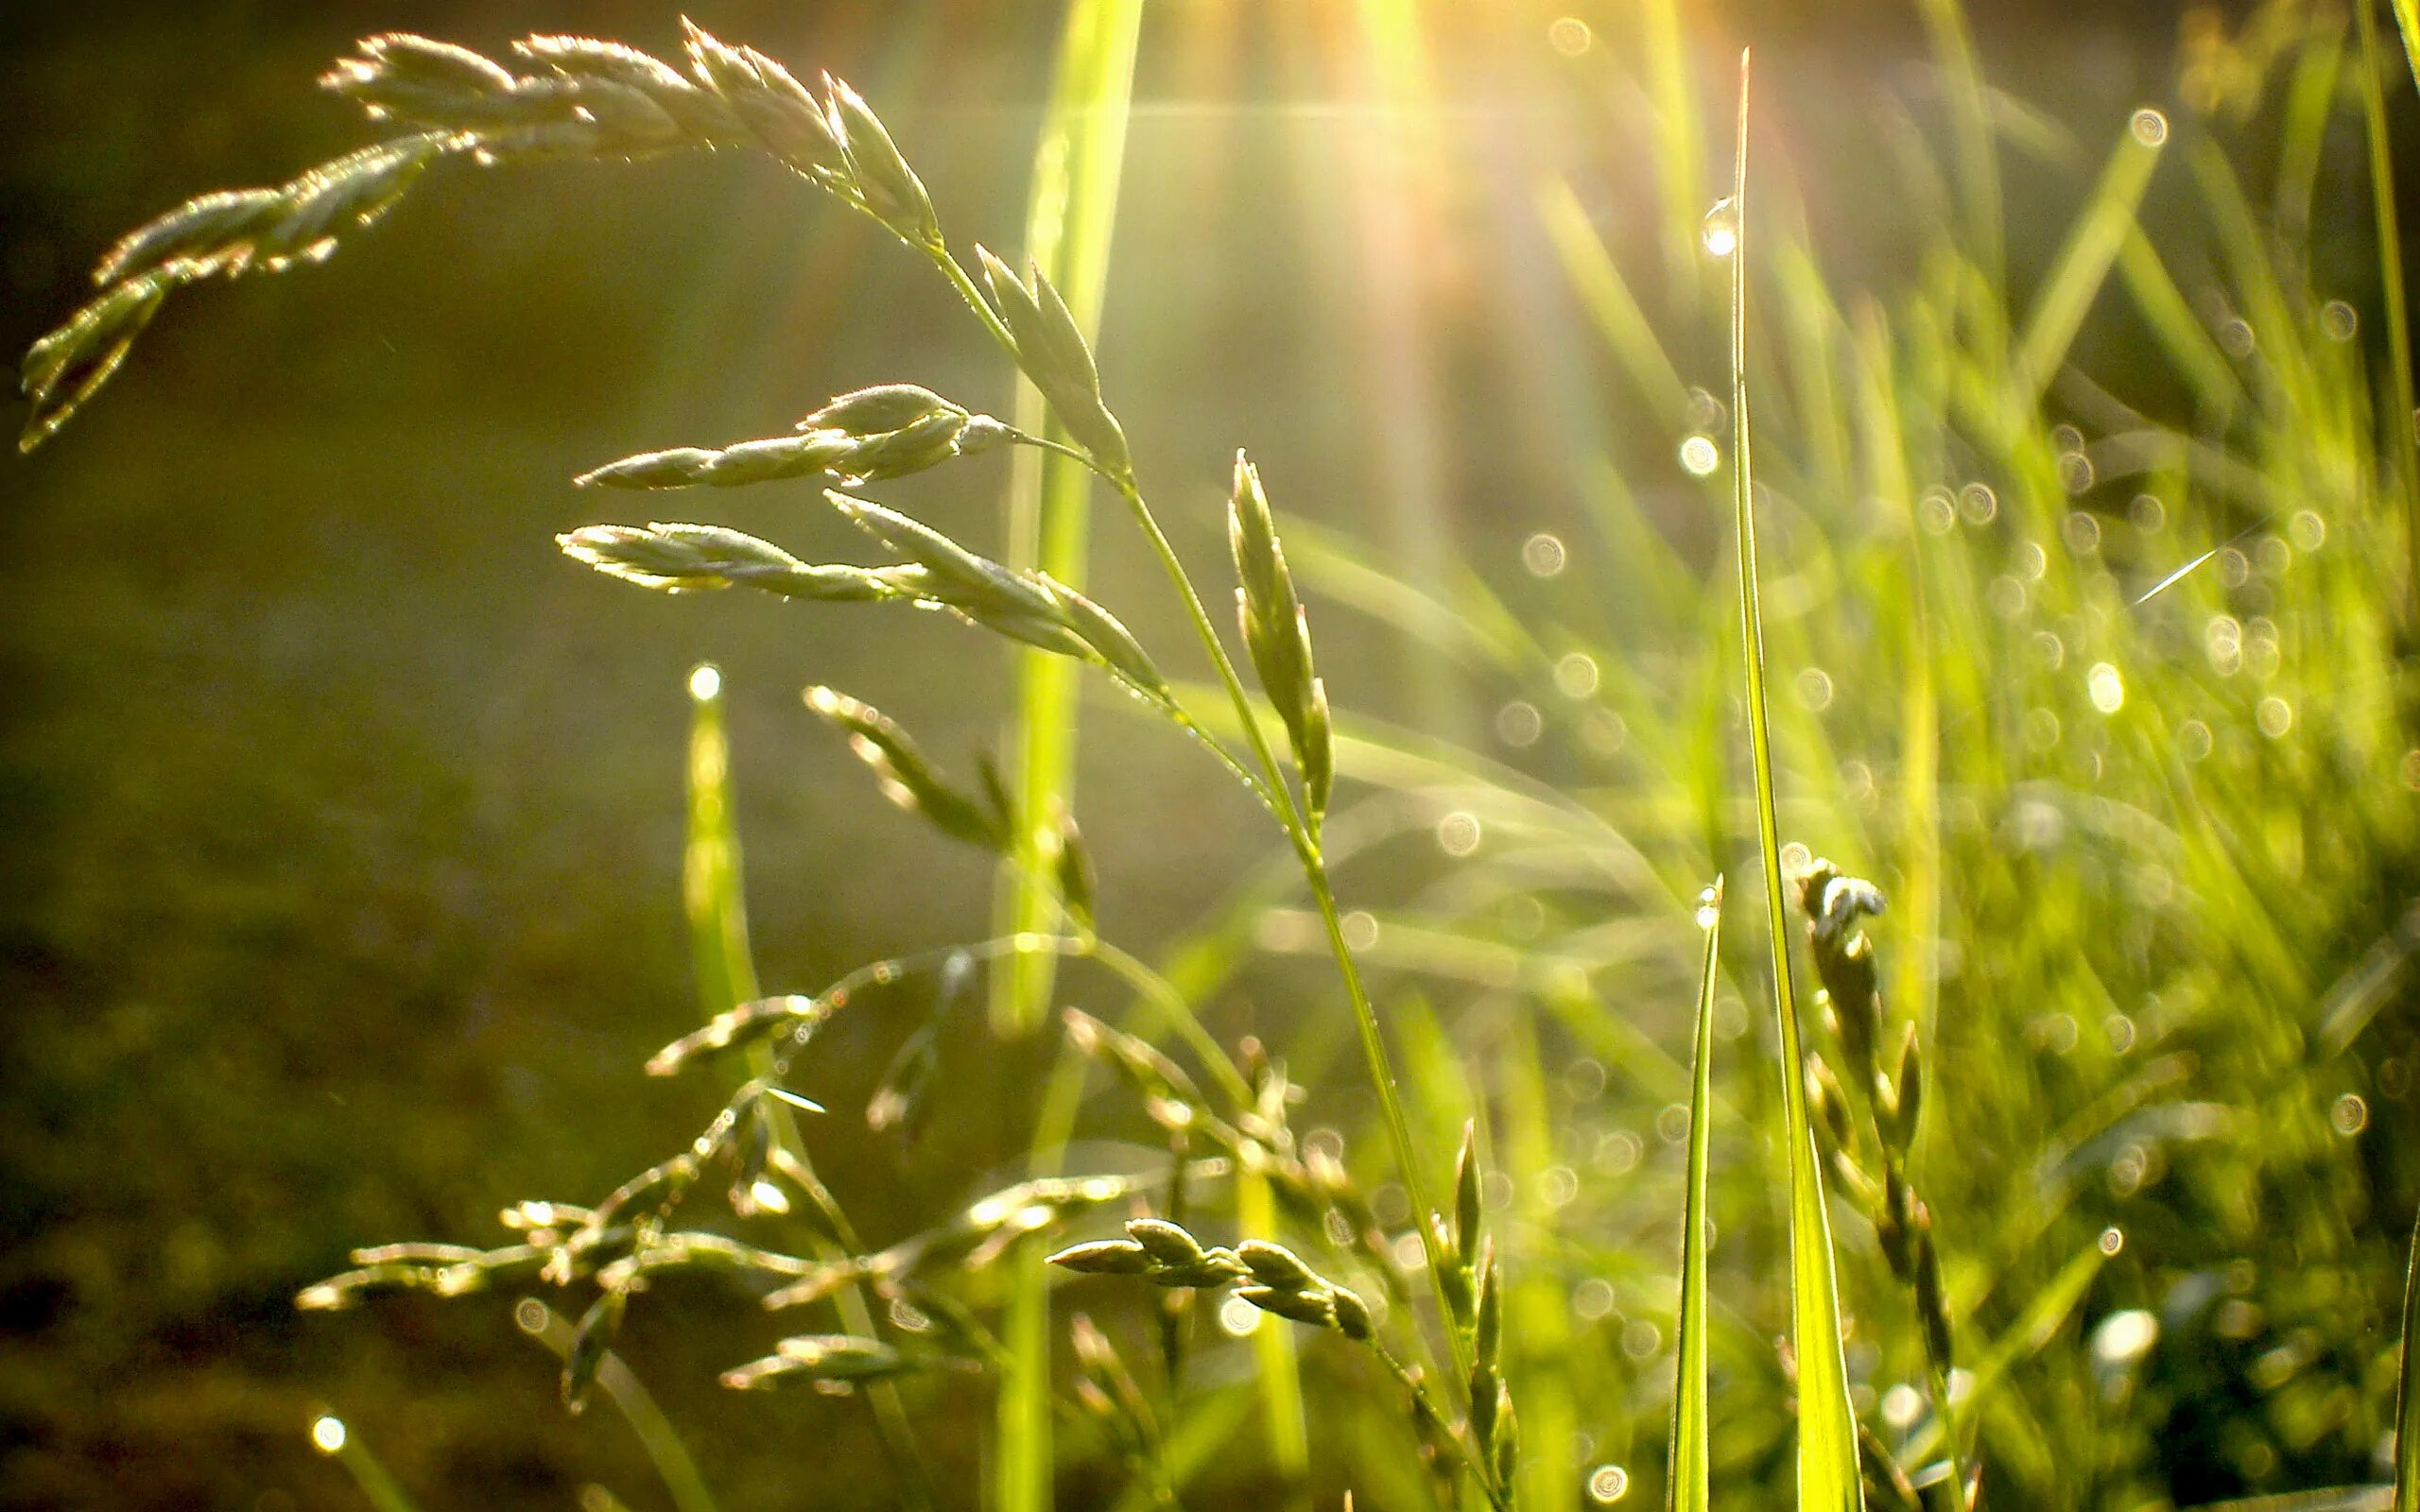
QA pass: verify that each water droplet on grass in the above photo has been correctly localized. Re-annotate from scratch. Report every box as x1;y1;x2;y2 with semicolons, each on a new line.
1701;198;1738;257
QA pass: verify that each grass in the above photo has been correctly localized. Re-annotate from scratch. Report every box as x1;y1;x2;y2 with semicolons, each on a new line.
16;4;2420;1510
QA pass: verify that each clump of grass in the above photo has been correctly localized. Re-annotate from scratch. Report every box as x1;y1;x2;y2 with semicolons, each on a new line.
22;7;2420;1511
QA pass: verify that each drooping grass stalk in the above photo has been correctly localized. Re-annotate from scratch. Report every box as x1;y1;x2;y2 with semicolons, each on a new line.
514;1299;720;1512
684;668;932;1511
2352;0;2420;614
1723;51;1866;1512
1091;462;1478;1399
308;1413;422;1512
1668;879;1723;1512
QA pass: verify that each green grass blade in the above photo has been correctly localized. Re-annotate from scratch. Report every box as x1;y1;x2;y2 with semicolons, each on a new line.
1915;0;2005;292
683;665;757;1017
308;1414;423;1512
2394;1207;2420;1512
685;669;931;1511
2395;0;2420;80
2013;115;2165;401
515;1300;720;1512
994;12;1147;1510
992;0;1145;1038
1668;878;1723;1512
2354;0;2420;612
1725;53;1865;1512
1537;177;1690;427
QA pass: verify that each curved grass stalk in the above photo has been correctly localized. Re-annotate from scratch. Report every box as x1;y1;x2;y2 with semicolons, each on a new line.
1724;51;1865;1512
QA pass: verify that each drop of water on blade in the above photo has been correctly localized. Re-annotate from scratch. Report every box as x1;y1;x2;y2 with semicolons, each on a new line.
2130;108;2169;146
1695;885;1720;931
1702;198;1739;257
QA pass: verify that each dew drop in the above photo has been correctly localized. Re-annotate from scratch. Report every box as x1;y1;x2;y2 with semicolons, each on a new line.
1523;532;1567;577
1555;651;1601;698
1573;1278;1616;1320
1702;198;1739;257
1679;434;1721;476
2131;493;2167;533
1587;1465;1632;1503
2331;1092;2369;1136
2092;1306;2154;1365
310;1417;348;1455
2322;301;2359;341
1694;885;1721;931
2087;662;2125;713
1218;1295;1262;1337
2289;509;2326;551
1436;811;1482;857
1341;910;1381;950
1958;482;1999;524
2179;720;2213;762
2221;318;2256;358
2256;696;2292;737
2065;510;2103;555
1496;700;1544;747
689;662;722;701
1796;667;1835;711
1917;488;1957;536
2058;451;2096;495
2130;108;2169;146
1548;16;1594;54
2099;1226;2127;1256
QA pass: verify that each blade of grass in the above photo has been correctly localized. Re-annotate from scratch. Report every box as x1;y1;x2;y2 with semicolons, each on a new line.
1667;877;1723;1512
1725;52;1866;1512
1915;0;2005;294
684;668;931;1511
308;1414;422;1512
683;664;756;1019
2012;114;2167;401
993;0;1146;1037
2394;1206;2420;1512
992;9;1146;1510
515;1300;719;1512
2354;0;2420;614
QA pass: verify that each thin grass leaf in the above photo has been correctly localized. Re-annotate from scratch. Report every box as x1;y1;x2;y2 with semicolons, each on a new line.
2354;0;2420;611
307;1414;424;1512
2395;1206;2420;1512
1668;878;1723;1512
1725;52;1866;1512
2012;111;2167;399
514;1300;719;1512
684;666;757;1021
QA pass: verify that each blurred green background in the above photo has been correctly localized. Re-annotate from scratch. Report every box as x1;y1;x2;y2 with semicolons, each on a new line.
3;2;2412;1509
